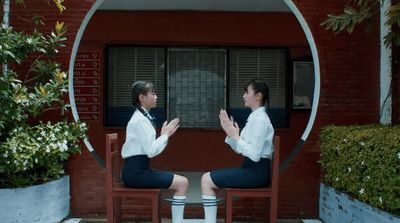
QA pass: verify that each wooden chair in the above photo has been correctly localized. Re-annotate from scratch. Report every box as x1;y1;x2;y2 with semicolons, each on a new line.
225;136;280;223
106;133;161;223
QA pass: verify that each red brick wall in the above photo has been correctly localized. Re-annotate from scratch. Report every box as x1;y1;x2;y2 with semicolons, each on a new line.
288;0;380;217
9;0;381;220
10;0;94;70
82;11;308;46
72;11;313;219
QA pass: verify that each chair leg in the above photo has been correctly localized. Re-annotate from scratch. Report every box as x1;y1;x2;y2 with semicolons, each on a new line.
106;194;114;223
225;192;233;223
151;194;160;223
158;193;161;223
270;196;277;223
115;197;122;223
264;198;269;223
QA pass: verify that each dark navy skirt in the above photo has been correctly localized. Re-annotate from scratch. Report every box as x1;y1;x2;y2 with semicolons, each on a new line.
210;157;271;188
122;155;174;189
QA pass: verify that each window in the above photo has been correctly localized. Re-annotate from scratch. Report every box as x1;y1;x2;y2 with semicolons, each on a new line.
292;61;314;109
229;49;288;128
105;46;288;128
106;47;165;126
168;49;226;128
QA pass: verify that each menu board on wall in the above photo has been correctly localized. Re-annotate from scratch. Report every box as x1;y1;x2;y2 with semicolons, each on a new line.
74;51;100;122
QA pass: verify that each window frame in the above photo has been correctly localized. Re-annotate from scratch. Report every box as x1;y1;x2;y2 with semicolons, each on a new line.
166;47;228;128
104;44;290;129
226;47;291;129
292;60;314;110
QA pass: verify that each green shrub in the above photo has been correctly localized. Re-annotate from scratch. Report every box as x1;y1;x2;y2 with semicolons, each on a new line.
0;121;87;187
0;1;87;188
320;125;400;215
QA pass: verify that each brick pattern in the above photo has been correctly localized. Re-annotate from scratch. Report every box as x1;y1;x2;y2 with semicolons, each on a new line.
9;0;384;220
294;0;380;125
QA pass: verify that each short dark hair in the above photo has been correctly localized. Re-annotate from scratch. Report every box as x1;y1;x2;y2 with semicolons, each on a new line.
244;79;270;107
131;81;154;107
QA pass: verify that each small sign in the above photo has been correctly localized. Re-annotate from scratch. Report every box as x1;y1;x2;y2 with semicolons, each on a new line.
74;61;99;69
76;52;99;60
74;50;101;122
79;113;100;121
74;87;99;95
77;104;100;113
74;70;99;77
75;96;100;104
74;77;100;86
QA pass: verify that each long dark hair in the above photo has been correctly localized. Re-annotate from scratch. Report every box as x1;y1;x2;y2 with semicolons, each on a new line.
244;79;270;109
131;80;155;110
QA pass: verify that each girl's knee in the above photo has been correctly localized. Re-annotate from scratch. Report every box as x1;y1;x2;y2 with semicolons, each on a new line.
174;175;189;190
201;173;211;188
179;176;189;189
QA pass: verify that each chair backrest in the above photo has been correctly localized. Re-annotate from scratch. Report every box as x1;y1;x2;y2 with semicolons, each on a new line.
106;133;121;189
271;136;280;192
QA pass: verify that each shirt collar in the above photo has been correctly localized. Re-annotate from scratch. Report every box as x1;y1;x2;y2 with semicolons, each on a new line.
141;107;149;113
247;106;266;122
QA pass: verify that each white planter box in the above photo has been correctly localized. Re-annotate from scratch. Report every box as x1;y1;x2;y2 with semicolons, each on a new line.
0;175;70;223
320;183;400;223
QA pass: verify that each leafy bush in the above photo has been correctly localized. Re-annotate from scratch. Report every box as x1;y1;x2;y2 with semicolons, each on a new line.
0;121;87;187
0;1;87;188
320;125;400;215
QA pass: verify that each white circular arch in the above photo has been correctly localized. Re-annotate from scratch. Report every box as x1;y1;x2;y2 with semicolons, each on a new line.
280;0;320;170
68;0;105;166
68;0;321;170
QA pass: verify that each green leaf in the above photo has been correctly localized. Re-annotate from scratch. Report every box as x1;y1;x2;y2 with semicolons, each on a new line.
32;15;45;26
364;17;373;33
340;19;348;32
394;36;400;47
347;21;356;33
5;50;16;59
344;6;357;15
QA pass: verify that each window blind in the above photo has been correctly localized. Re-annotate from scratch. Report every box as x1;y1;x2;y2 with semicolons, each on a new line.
229;49;287;109
107;47;165;107
168;48;226;128
106;46;289;128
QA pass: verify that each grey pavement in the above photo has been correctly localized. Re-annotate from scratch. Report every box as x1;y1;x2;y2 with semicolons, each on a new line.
63;218;322;223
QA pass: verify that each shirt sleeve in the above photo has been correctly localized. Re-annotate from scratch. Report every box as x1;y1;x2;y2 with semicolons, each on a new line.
235;118;267;162
225;136;240;153
134;120;169;158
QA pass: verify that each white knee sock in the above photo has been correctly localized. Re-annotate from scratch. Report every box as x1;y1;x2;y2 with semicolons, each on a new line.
171;195;186;223
202;195;217;223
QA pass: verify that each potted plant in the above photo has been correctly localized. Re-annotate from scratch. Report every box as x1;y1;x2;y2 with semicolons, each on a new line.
0;1;87;222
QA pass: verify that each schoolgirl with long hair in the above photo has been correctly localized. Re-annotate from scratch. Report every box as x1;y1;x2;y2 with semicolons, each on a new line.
200;79;275;223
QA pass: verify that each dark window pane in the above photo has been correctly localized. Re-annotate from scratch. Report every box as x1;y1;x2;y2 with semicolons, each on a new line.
168;49;226;128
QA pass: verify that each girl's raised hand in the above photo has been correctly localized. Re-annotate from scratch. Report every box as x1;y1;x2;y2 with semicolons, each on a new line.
219;109;240;141
161;118;180;137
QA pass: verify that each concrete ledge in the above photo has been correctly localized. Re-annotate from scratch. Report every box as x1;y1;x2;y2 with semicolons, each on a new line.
320;183;400;223
0;175;70;223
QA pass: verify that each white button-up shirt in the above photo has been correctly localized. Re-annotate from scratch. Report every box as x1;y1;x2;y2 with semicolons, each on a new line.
121;109;168;159
225;107;274;162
